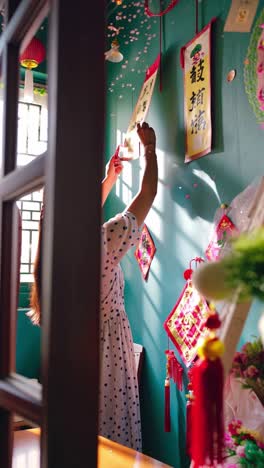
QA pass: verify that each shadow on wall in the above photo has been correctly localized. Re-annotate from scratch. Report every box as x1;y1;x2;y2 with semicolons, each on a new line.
211;17;224;153
168;157;243;222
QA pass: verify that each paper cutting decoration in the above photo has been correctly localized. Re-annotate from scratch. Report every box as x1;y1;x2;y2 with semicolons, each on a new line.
122;54;160;159
224;0;259;33
181;20;214;163
244;8;264;128
164;260;211;367
205;214;237;261
134;224;156;280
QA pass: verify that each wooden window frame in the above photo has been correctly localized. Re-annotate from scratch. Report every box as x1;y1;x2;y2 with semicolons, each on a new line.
0;1;104;467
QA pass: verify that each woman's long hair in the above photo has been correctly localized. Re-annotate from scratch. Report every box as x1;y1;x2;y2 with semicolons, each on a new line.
28;206;44;325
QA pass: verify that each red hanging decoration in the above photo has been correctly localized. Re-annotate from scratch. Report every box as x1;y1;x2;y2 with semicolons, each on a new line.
164;349;183;432
189;312;225;467
20;37;46;102
165;350;183;390
164;257;210;367
20;37;46;66
144;0;180;17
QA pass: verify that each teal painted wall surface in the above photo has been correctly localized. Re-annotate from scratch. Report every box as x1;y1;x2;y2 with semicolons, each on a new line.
105;1;264;467
16;283;41;380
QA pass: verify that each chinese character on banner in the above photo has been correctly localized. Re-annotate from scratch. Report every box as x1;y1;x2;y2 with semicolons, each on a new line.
181;20;215;163
123;54;160;160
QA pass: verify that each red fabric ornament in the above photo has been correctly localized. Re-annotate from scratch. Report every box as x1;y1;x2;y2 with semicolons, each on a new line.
183;268;193;280
189;313;224;467
164;257;210;367
205;313;221;330
165;350;183;390
164;350;183;432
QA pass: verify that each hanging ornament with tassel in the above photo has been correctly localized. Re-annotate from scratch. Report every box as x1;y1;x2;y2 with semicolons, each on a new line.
20;37;46;103
190;309;225;467
164;349;183;432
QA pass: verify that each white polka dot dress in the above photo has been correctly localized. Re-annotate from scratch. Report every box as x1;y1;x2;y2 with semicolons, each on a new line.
99;211;142;451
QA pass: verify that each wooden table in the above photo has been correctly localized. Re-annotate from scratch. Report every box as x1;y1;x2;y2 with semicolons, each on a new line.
13;429;173;468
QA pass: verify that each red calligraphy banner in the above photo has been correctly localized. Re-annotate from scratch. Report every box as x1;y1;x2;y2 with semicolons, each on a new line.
181;20;215;163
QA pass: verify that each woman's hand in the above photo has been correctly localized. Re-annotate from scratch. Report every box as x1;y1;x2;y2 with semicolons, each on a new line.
102;146;124;207
105;146;124;181
137;122;156;149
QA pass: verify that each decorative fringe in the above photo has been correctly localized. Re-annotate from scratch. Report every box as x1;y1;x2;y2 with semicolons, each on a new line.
191;356;224;466
165;349;183;391
189;312;224;467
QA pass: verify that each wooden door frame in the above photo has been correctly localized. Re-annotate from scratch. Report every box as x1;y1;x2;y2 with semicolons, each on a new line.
0;1;105;466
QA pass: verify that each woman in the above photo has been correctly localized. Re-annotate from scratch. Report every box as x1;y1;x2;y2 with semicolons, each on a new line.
99;122;158;451
30;122;158;451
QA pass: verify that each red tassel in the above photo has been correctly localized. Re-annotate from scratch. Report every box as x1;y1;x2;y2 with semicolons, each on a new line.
164;378;171;432
191;355;224;467
165;350;183;391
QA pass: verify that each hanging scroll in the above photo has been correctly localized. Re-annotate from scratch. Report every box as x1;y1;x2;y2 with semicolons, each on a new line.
224;0;259;33
181;20;214;163
122;54;160;160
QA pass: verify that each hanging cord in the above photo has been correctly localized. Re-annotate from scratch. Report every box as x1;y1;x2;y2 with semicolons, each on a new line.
195;0;199;34
159;0;163;92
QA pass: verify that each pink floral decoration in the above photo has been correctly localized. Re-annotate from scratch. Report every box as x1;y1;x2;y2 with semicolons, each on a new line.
134;224;156;281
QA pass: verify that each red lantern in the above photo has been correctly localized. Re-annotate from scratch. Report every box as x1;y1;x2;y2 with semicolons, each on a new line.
20;37;46;102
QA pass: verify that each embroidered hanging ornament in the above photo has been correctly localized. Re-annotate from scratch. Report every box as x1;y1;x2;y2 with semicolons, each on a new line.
134;224;156;281
164;349;183;432
205;207;237;261
244;8;264;129
164;258;211;367
190;310;225;467
20;37;46;103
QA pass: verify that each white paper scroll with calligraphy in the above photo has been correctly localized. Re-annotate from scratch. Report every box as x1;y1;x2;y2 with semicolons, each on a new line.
181;20;214;163
122;54;160;160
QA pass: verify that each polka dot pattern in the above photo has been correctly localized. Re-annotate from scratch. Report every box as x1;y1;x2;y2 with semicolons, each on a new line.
99;211;142;451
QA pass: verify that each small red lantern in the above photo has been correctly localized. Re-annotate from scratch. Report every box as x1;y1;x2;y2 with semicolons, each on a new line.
20;37;46;102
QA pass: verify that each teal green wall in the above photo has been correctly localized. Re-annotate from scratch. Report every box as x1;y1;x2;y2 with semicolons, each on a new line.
105;1;264;467
16;283;41;380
